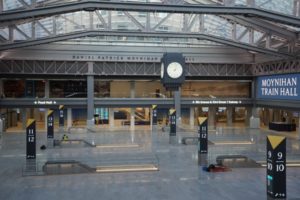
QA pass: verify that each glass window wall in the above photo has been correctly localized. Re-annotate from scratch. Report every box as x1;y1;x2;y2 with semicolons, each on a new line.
50;80;87;98
3;80;45;98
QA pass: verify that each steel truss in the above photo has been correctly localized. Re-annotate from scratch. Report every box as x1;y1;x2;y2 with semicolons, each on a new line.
0;60;252;77
252;59;300;76
0;0;299;26
0;10;299;57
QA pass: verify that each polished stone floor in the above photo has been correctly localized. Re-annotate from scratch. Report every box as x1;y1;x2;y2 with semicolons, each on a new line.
0;126;300;200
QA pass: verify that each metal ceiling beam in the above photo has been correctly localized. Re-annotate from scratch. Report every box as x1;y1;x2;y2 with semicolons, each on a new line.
222;15;297;40
0;30;295;58
0;1;300;27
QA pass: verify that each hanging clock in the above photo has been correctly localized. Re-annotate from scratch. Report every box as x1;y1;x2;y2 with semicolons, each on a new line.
161;53;185;90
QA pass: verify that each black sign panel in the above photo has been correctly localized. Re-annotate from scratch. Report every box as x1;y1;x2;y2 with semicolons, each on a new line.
26;119;36;159
59;105;64;127
198;117;208;154
169;109;176;136
47;110;54;139
267;135;286;199
152;105;157;125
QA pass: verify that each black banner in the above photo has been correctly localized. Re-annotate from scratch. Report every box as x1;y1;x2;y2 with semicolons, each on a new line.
198;117;208;154
59;105;64;127
267;135;286;199
47;110;54;138
152;105;157;125
26;119;36;159
169;109;176;136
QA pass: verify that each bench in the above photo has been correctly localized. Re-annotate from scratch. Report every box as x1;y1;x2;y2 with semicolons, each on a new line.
181;137;198;145
216;155;248;166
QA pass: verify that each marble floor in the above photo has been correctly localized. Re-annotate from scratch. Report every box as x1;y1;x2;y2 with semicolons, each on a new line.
0;126;300;200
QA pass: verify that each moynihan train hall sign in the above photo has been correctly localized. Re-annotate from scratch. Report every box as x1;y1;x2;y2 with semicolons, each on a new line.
257;74;299;100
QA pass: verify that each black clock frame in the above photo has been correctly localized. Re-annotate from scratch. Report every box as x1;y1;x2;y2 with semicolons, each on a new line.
161;53;185;90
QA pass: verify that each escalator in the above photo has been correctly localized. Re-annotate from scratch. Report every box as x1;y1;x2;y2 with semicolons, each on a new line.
122;109;150;125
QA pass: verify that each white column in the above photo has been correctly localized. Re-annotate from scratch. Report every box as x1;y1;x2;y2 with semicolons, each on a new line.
67;108;72;128
130;81;135;130
250;107;260;128
87;62;94;128
109;108;114;129
245;107;252;127
189;107;195;128
226;107;233;127
44;80;49;130
174;88;181;126
208;106;216;130
44;109;48;131
130;108;135;130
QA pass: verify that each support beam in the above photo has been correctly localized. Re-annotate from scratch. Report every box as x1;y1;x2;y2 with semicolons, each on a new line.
208;106;216;130
67;108;72;128
190;107;195;128
95;10;108;28
226;107;233;127
86;62;94;128
174;89;181;126
0;30;294;58
130;107;135;130
1;1;300;27
294;0;300;17
109;108;114;129
44;79;49;131
123;11;145;31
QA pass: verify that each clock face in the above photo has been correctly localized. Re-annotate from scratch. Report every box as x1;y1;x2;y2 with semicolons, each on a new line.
161;62;164;78
167;62;183;79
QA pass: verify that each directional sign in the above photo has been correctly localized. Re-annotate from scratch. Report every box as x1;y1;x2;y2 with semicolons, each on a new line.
59;105;64;127
152;105;158;125
26;119;36;159
267;135;286;199
169;109;176;136
198;117;208;154
47;110;54;139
